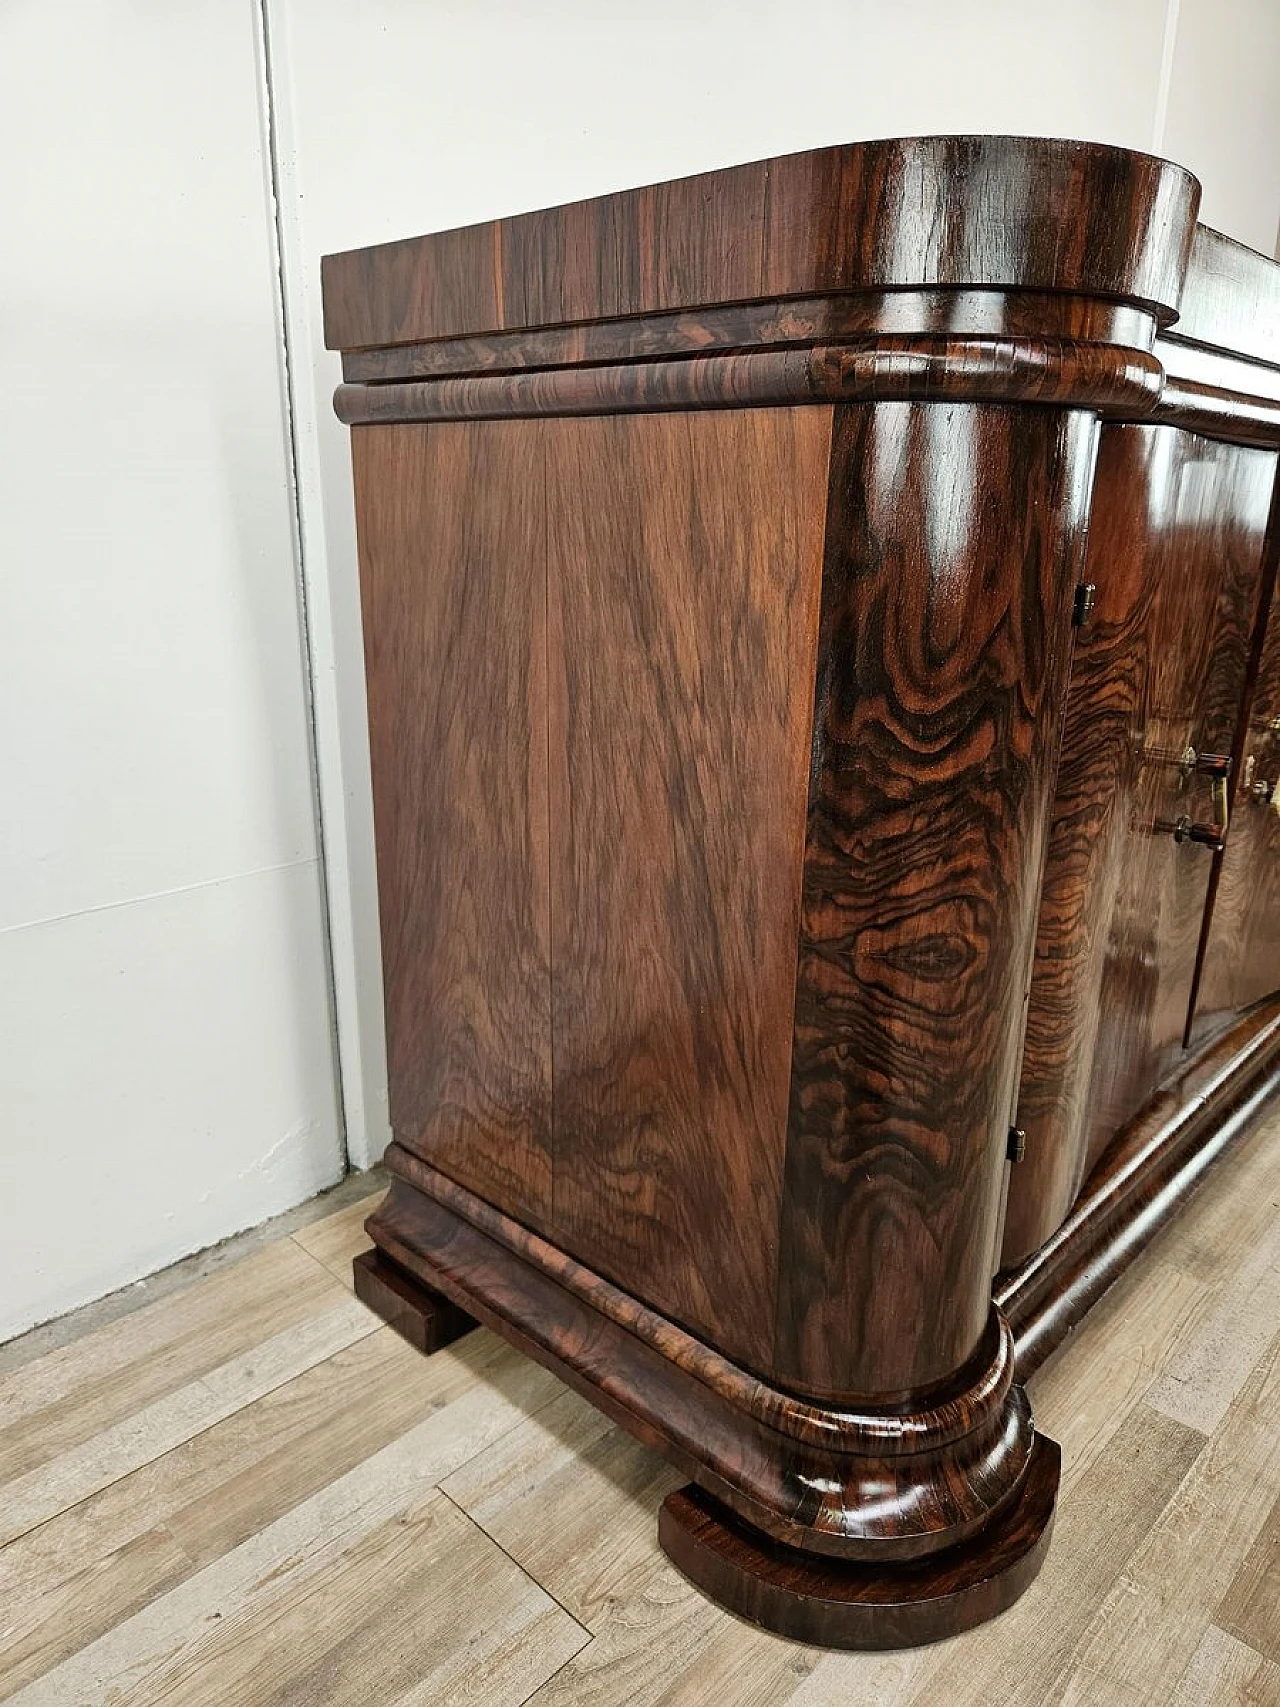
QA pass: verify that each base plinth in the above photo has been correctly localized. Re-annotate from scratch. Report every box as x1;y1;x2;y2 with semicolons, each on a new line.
658;1434;1060;1650
352;1248;477;1354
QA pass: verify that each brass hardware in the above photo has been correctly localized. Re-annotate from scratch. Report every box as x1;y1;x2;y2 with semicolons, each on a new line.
1072;583;1097;628
1144;746;1232;783
1213;770;1230;839
1007;1127;1027;1163
1245;754;1278;805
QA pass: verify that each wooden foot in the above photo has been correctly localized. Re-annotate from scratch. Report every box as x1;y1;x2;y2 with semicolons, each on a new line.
658;1434;1060;1650
353;1248;478;1354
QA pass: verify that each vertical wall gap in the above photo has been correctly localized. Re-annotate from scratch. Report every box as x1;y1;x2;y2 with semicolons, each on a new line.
252;0;352;1172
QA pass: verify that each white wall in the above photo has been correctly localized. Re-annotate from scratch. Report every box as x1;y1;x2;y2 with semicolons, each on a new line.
0;3;343;1339
264;0;1280;1171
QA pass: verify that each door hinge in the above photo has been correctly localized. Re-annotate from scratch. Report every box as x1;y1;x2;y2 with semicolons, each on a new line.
1073;582;1097;628
1007;1126;1027;1163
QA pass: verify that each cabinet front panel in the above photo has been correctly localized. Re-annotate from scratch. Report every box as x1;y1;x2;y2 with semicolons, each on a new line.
1004;428;1274;1265
776;401;1095;1399
1194;470;1280;1037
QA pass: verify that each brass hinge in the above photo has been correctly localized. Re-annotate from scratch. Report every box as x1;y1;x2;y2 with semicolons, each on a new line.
1007;1126;1027;1163
1073;582;1097;628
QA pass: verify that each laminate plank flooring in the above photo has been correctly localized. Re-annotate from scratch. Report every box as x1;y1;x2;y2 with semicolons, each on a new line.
2;1114;1279;1706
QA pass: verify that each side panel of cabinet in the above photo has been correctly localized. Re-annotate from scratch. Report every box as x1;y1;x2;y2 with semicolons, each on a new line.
1003;428;1274;1266
545;408;831;1371
351;420;554;1225
354;408;830;1376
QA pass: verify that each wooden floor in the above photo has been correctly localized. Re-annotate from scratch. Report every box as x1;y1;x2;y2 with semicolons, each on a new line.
4;1115;1280;1707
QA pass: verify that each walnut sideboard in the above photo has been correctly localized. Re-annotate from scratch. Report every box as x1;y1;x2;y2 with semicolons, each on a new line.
321;137;1280;1649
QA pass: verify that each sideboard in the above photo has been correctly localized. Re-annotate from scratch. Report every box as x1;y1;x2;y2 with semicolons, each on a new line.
321;136;1280;1648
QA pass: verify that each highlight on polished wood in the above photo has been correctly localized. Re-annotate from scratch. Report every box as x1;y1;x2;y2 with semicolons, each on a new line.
322;135;1280;1648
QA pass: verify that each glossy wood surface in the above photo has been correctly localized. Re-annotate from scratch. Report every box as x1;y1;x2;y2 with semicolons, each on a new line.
1003;427;1274;1264
341;291;1158;384
368;1158;1038;1565
322;137;1197;350
544;409;829;1369
776;400;1095;1398
1000;998;1280;1377
334;338;1164;427
352;419;554;1226
324;133;1280;1649
658;1439;1059;1650
357;409;831;1373
1193;478;1280;1035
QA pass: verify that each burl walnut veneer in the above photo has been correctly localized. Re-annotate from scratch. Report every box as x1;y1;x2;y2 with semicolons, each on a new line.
322;137;1280;1648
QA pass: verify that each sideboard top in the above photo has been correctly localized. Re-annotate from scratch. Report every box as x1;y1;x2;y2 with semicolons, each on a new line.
323;135;1212;352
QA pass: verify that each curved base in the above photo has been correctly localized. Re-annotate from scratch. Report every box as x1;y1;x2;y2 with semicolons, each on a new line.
658;1434;1061;1650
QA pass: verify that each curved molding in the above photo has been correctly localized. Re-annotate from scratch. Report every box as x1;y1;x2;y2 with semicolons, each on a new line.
335;335;1164;425
341;291;1159;384
385;1143;1014;1452
998;997;1280;1378
1146;376;1280;447
322;136;1199;350
373;1153;1037;1564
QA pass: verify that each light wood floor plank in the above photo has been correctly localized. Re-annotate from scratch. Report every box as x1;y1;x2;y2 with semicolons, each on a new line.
1169;1625;1280;1706
1054;1325;1280;1707
0;1328;554;1698
0;1241;347;1469
1;1107;1277;1702
886;1404;1203;1707
1146;1198;1280;1434
291;1192;382;1291
442;1386;682;1630
4;1357;582;1707
0;1295;376;1548
1217;1480;1280;1666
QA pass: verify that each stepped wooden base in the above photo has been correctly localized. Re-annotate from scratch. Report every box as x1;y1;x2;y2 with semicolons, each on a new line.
352;1248;477;1354
352;1002;1280;1650
658;1436;1060;1650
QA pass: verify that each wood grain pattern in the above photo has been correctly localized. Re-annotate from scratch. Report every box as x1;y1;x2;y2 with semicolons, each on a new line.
657;1439;1059;1651
351;418;554;1224
1218;1482;1280;1665
352;1248;476;1354
334;337;1165;427
367;1170;1038;1567
341;292;1158;383
322;137;1198;349
544;407;828;1370
1193;466;1280;1036
999;998;1280;1378
324;134;1280;1650
1082;431;1273;1175
1003;427;1274;1266
774;401;1097;1400
1174;225;1280;370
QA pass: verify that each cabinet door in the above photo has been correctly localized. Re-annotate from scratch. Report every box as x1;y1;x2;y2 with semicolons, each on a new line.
1192;509;1280;1040
1003;427;1273;1266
